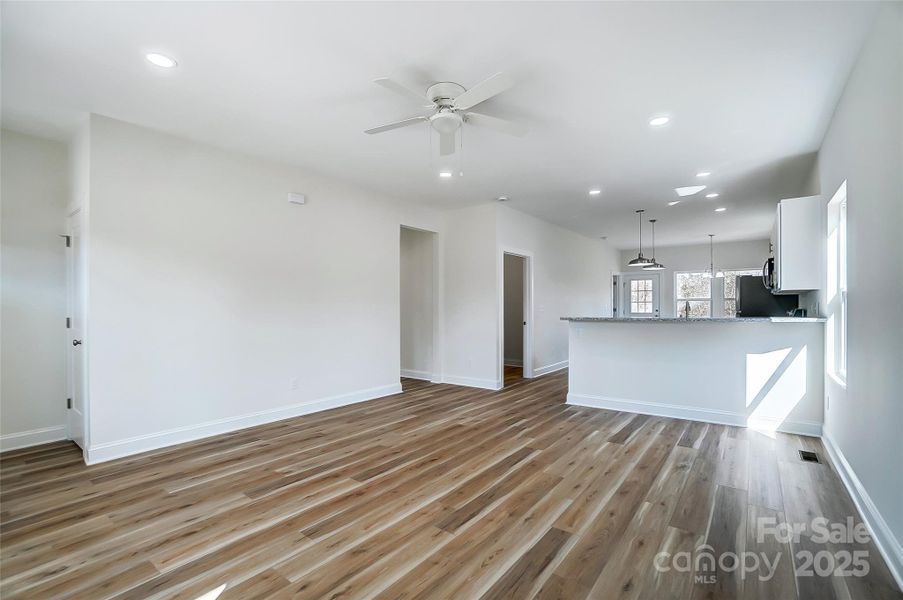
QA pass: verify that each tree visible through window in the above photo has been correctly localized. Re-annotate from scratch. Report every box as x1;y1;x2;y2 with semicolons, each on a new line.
675;272;711;317
723;269;762;317
630;279;653;314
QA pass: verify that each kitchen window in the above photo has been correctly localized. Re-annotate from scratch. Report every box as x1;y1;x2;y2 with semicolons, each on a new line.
675;271;711;317
722;269;762;317
827;181;847;383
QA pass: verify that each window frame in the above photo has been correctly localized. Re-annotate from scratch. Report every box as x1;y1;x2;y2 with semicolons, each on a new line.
674;271;713;318
629;278;655;315
826;181;848;385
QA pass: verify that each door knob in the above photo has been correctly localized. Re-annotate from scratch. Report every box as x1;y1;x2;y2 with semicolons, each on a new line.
72;339;82;346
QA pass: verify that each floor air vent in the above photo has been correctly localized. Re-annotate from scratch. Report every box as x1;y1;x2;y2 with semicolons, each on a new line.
799;450;820;463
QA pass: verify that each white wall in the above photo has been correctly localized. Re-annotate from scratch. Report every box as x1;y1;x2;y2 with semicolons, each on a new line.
497;204;619;376
502;253;524;365
400;227;434;380
442;203;499;389
84;115;442;462
0;130;69;450
808;4;903;585
620;239;770;317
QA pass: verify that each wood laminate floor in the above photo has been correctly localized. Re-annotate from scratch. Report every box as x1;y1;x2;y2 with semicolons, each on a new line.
1;371;900;599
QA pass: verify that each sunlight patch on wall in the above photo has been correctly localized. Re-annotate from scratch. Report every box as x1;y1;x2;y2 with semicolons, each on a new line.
747;346;808;434
746;347;792;407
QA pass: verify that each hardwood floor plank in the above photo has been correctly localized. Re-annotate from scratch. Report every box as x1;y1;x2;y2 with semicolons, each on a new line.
479;527;571;600
691;485;748;600
0;372;897;600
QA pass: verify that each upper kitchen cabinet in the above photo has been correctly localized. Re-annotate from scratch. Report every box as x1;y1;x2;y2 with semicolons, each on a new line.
773;195;823;293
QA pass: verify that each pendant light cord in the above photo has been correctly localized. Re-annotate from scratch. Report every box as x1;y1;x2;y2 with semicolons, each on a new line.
636;210;645;255
649;219;656;259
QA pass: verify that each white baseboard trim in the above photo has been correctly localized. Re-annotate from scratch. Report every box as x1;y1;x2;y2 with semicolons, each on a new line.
85;383;402;465
566;392;822;437
442;375;503;391
400;369;432;381
504;359;523;367
0;425;68;452
534;360;568;377
821;430;903;591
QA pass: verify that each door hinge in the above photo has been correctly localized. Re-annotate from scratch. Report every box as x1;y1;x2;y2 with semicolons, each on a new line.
67;398;72;409
66;317;71;329
59;234;71;247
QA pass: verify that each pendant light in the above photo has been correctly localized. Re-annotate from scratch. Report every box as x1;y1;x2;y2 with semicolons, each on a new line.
703;234;724;278
643;219;665;270
627;209;654;266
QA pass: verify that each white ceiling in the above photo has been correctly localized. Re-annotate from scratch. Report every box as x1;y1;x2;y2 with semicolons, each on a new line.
1;1;877;248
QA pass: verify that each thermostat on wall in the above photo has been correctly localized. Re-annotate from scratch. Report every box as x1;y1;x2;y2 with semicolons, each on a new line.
287;192;306;205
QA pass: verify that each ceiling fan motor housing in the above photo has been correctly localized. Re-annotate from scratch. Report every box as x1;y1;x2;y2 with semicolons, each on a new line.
427;82;465;106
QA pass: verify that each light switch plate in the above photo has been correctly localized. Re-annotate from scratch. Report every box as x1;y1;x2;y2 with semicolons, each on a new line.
288;192;306;205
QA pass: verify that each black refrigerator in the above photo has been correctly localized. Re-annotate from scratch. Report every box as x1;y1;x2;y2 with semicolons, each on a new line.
736;275;799;317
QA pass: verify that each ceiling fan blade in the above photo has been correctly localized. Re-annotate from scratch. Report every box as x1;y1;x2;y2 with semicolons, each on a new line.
464;112;529;137
373;77;433;107
439;131;456;156
452;72;515;110
364;116;428;135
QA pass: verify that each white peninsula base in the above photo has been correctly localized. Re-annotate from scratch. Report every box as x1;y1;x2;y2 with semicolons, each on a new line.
563;317;825;436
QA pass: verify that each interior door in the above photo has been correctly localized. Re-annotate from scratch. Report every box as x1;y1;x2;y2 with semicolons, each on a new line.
620;273;661;318
67;210;86;449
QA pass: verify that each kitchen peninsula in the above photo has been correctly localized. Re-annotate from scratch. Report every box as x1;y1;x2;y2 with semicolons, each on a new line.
562;316;826;435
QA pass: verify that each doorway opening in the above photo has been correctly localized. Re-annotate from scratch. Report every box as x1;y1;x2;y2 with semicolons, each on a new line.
400;226;437;384
501;250;533;387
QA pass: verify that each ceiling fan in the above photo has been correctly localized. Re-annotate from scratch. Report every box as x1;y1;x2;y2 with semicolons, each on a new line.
364;72;528;156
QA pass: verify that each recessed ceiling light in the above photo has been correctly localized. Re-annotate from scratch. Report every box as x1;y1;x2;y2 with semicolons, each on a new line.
675;185;706;196
696;172;711;178
668;201;681;206
706;193;719;198
715;207;727;212
497;196;508;202
589;189;602;196
649;115;670;127
438;171;453;178
145;53;177;68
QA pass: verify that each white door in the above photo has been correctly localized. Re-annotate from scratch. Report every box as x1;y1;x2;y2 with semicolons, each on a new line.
620;273;661;318
67;210;86;449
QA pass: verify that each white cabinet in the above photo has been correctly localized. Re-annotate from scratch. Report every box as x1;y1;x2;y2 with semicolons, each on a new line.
773;195;822;293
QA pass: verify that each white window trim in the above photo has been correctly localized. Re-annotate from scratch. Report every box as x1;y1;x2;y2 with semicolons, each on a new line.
826;181;848;386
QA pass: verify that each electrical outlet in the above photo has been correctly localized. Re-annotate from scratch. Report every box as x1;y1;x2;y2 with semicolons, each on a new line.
290;377;300;391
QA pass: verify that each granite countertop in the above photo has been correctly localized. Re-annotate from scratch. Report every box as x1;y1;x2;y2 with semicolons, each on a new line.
560;316;827;323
